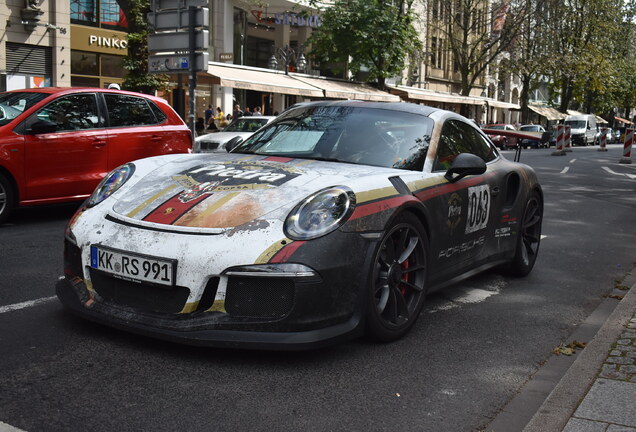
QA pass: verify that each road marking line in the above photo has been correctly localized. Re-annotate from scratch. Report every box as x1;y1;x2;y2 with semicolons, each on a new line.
602;166;636;179
560;166;570;174
569;159;577;163
0;296;57;315
0;422;27;432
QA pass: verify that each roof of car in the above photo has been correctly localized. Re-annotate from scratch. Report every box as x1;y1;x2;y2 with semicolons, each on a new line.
236;115;275;120
4;87;165;102
287;100;439;117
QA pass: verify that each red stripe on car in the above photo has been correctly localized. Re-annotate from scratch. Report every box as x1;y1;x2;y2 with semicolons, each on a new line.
142;193;210;225
269;241;307;263
350;196;412;220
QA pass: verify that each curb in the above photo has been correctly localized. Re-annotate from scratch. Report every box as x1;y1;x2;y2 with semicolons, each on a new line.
522;275;636;432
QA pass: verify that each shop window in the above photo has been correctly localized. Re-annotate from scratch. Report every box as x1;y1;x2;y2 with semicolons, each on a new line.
71;51;99;76
101;54;124;78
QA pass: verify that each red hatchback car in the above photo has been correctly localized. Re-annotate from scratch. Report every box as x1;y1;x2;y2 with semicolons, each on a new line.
482;123;518;149
0;87;192;223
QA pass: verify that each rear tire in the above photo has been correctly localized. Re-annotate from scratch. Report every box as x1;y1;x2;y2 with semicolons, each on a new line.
505;190;543;276
365;213;429;342
0;173;15;225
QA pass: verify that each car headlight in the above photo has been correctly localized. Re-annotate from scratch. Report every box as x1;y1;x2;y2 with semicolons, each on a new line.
284;186;356;240
87;163;135;207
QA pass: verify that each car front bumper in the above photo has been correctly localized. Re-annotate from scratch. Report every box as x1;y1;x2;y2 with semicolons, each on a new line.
56;276;364;350
57;217;376;349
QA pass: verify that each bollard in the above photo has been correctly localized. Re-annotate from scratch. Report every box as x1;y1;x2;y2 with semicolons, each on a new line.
564;125;572;152
598;127;608;151
552;124;566;156
620;128;633;164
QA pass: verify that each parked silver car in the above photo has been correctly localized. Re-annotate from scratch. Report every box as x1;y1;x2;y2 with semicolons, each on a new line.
194;116;275;152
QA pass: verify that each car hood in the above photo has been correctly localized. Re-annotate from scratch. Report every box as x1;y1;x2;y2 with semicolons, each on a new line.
111;154;395;230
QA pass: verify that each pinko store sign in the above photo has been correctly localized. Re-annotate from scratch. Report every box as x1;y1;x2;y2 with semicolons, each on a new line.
251;10;322;28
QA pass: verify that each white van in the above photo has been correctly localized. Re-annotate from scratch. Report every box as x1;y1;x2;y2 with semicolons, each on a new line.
564;114;597;146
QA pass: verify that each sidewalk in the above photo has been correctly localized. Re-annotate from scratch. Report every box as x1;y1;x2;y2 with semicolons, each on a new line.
523;273;636;432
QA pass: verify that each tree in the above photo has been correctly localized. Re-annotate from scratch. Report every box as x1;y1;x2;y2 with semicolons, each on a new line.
502;0;552;123
308;0;422;90
117;0;170;94
427;0;531;99
542;0;623;112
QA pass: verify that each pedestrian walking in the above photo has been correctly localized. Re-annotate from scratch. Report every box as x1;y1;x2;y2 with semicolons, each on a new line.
204;105;214;125
243;107;252;116
233;104;244;119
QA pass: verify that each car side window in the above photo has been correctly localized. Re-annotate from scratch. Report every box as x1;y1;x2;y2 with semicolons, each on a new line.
37;94;101;132
434;119;496;172
104;94;159;127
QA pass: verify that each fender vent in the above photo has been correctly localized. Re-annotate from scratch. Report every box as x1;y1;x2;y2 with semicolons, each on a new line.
504;173;521;208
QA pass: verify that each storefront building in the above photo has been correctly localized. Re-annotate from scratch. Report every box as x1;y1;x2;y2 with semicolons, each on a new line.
1;0;127;91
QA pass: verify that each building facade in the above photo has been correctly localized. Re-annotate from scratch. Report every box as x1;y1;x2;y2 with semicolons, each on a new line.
1;0;128;92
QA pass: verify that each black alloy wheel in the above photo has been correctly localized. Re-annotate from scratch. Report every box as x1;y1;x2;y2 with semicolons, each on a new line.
365;212;428;342
506;190;543;276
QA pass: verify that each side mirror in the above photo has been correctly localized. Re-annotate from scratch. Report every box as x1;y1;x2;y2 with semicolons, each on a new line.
444;153;487;182
28;119;58;135
225;136;244;152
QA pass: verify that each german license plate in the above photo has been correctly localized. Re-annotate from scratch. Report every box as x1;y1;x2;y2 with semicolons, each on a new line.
90;245;176;286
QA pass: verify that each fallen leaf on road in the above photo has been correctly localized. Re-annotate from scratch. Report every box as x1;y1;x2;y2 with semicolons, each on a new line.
553;340;587;356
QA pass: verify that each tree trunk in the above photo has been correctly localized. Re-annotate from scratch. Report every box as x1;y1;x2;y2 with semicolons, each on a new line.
520;73;531;124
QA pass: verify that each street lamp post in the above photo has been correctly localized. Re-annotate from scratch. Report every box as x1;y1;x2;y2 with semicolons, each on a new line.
268;45;307;75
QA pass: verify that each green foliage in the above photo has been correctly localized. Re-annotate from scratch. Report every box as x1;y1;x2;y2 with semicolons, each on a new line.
308;0;422;89
117;0;170;94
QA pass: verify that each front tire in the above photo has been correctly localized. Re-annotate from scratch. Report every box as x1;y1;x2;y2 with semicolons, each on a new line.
0;173;15;225
506;190;543;276
365;213;429;342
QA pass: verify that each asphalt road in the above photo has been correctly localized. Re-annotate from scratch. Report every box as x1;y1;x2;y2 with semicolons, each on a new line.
1;144;635;432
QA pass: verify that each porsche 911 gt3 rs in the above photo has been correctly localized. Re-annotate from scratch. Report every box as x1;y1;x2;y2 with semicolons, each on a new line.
56;101;543;350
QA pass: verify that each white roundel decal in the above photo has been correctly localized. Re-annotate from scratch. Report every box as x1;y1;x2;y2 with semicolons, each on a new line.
465;185;490;234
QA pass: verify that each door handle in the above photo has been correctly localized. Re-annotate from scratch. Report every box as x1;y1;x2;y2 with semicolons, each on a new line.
92;137;107;147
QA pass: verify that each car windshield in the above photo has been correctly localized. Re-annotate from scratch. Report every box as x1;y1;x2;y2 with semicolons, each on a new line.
223;118;269;132
0;92;49;126
233;105;433;170
520;125;540;131
485;125;504;130
565;120;586;128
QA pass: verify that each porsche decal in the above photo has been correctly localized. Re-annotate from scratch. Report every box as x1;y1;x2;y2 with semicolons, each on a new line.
438;235;485;258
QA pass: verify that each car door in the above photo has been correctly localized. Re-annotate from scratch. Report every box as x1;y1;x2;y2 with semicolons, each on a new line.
429;119;504;279
22;93;108;201
102;93;168;169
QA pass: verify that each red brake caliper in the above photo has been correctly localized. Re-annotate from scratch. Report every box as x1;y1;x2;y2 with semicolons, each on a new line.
400;258;409;296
